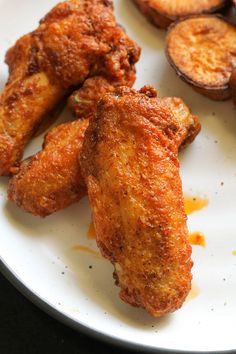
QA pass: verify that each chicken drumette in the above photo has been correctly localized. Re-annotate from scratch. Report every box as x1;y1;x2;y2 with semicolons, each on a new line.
7;77;116;217
8;82;200;217
0;0;140;175
8;119;88;217
80;86;197;317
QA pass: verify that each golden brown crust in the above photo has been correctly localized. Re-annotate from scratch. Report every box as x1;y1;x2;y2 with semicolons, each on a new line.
166;15;236;100
69;80;200;148
80;86;195;317
160;96;201;149
34;0;140;88
8;120;88;217
0;0;140;176
133;0;227;29
68;77;116;119
0;34;63;176
8;85;200;218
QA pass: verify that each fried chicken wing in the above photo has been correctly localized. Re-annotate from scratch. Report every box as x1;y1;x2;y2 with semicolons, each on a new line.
0;34;63;176
69;78;201;141
8;119;88;217
0;0;140;175
7;77;119;217
68;76;116;119
80;86;195;317
160;96;200;149
8;83;200;218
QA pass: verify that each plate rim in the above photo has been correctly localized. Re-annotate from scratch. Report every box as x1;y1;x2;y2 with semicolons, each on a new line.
0;257;235;354
0;2;235;353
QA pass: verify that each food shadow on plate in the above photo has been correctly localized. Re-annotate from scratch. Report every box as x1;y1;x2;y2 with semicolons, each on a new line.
3;196;88;238
63;245;172;330
0;64;8;91
116;0;165;50
158;61;214;106
22;105;76;159
4;197;171;330
159;62;236;158
0;176;9;193
64;253;172;330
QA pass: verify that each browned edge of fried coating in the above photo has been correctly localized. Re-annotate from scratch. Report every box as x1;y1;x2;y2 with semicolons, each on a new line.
0;0;141;175
8;84;200;218
8;119;89;217
80;86;194;317
68;77;116;119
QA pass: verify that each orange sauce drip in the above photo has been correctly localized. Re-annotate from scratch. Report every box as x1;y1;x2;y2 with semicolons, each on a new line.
188;232;206;247
72;245;101;258
232;250;236;256
87;222;96;239
186;283;200;303
184;196;208;215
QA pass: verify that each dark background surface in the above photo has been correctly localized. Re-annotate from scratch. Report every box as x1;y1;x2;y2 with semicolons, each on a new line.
1;272;231;354
0;272;140;354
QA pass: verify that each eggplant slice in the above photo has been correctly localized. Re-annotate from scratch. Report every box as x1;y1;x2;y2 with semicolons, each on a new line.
166;15;236;100
133;0;228;29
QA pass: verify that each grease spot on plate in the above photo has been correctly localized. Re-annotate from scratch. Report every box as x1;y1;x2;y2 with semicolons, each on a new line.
87;222;96;239
188;232;206;247
184;196;209;215
186;283;200;303
72;244;101;258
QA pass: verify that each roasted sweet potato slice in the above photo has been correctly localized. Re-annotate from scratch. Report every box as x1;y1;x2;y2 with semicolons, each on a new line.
133;0;228;29
166;15;236;100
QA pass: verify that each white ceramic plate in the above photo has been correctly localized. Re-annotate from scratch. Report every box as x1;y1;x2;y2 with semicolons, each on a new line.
1;1;236;353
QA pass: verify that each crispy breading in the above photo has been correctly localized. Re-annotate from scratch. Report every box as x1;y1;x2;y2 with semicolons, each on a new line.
80;86;196;317
7;77;118;217
0;34;63;176
8;84;200;218
8;120;88;217
0;0;140;175
68;77;116;119
158;96;200;149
